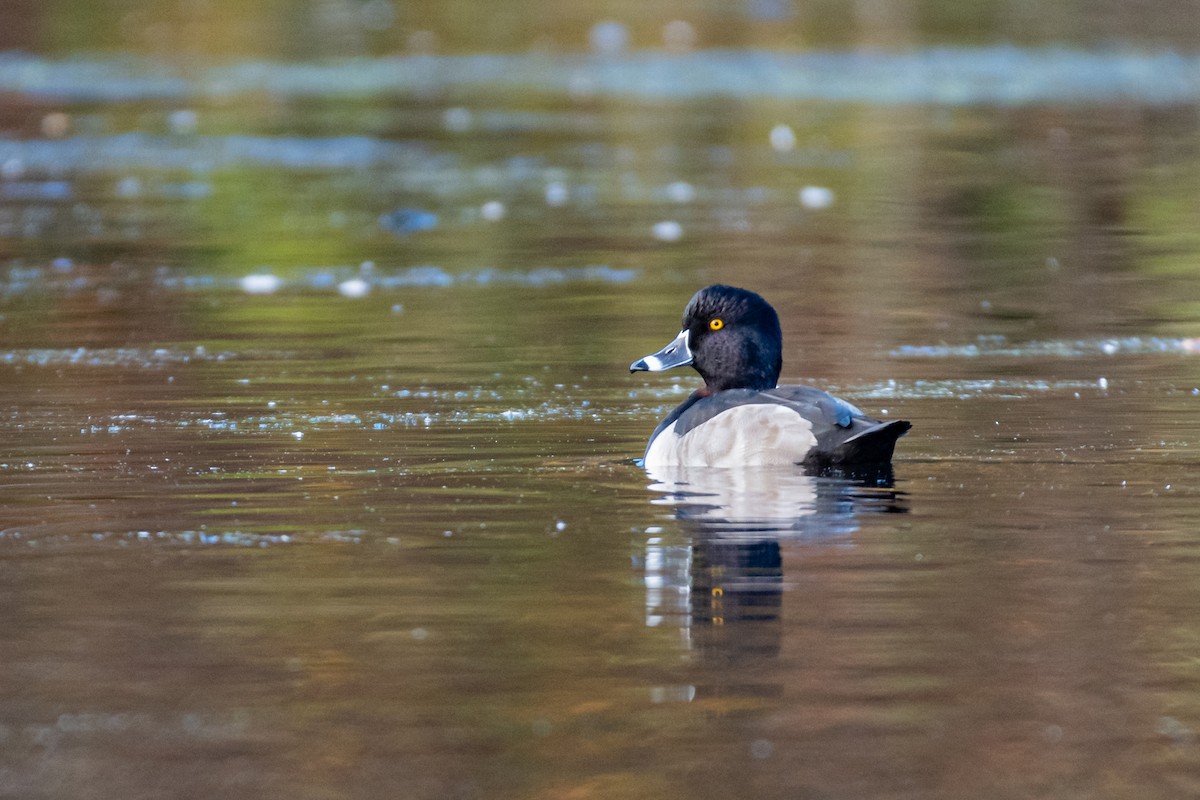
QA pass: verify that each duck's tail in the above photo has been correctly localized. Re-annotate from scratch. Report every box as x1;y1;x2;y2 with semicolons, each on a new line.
835;419;912;464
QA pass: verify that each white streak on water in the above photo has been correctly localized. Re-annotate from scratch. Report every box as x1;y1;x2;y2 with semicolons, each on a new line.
892;336;1199;358
0;264;638;297
3;49;1199;105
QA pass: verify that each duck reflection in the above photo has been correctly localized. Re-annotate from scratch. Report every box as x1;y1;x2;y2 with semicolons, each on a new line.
640;466;905;669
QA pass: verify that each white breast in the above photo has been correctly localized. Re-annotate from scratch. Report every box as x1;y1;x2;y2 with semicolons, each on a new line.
644;403;817;468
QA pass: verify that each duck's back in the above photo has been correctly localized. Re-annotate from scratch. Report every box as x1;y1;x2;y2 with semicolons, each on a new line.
643;385;910;469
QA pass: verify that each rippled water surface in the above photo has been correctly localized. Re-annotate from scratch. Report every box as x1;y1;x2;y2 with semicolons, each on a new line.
5;7;1200;797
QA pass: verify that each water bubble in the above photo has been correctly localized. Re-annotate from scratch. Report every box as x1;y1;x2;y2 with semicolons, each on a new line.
665;180;696;203
798;185;835;209
338;278;370;298
115;176;142;198
652;220;683;242
769;124;796;152
555;520;567;532
544;181;569;206
480;200;506;221
167;109;198;135
443;106;472;133
589;20;630;54
291;431;304;440
1;158;23;180
240;273;282;294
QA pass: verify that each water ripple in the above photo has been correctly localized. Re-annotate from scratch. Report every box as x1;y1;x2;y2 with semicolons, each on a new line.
2;48;1198;106
0;346;243;368
0;263;638;297
892;336;1200;359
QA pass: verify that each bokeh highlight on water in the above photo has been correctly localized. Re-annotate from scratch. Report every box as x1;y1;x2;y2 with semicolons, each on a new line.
4;2;1200;798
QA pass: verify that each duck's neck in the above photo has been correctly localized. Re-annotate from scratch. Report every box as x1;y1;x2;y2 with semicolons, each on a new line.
703;364;780;393
698;330;783;392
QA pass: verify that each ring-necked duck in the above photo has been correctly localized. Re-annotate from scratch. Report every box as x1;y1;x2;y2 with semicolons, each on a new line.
630;284;910;469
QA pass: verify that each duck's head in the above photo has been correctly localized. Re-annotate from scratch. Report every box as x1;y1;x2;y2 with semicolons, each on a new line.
630;284;783;392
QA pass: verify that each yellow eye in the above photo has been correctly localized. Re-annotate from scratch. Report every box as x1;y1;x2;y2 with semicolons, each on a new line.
709;318;724;331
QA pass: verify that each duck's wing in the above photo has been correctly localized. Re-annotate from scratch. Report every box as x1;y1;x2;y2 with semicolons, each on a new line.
669;385;869;440
652;385;910;467
759;386;911;466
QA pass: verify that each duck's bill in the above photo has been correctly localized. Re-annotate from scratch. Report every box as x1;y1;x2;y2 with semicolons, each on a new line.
630;329;693;372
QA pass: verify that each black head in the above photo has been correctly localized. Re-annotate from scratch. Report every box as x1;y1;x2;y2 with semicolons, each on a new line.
630;285;784;390
628;283;787;393
680;285;782;391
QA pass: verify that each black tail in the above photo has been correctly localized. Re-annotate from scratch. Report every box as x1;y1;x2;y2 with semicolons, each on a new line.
836;419;911;464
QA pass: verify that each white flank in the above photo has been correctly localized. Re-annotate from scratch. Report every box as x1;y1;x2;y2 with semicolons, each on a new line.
644;404;816;468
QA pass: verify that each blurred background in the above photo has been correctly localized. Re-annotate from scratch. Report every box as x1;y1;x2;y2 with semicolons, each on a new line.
5;0;1200;54
4;4;1200;800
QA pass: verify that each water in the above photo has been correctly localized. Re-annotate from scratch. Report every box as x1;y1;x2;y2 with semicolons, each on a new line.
5;6;1200;797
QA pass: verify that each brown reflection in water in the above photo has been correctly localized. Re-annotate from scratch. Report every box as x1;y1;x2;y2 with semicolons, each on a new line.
630;440;1200;799
689;539;784;664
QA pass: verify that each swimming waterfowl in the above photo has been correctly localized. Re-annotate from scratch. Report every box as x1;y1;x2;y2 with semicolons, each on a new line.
630;284;910;469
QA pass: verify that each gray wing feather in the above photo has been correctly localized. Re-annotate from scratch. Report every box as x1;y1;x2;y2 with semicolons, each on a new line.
657;384;910;467
673;385;863;438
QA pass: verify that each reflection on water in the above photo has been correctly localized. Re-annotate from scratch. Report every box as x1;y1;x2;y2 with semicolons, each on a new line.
646;464;903;534
642;466;905;677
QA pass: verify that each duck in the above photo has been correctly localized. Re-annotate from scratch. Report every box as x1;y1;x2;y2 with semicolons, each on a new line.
630;284;910;470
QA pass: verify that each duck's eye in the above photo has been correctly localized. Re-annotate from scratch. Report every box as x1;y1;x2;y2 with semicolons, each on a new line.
709;318;724;331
